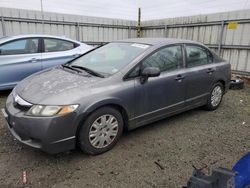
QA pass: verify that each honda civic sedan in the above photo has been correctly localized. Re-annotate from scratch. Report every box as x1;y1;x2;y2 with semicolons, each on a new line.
2;38;231;155
0;34;93;90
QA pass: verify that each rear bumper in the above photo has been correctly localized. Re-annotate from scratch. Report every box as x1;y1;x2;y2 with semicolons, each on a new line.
2;94;80;154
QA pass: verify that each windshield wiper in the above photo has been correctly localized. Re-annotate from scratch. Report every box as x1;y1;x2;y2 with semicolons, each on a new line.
71;65;105;78
61;64;81;73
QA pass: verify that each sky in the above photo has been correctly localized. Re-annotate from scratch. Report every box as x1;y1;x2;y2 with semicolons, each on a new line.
0;0;249;20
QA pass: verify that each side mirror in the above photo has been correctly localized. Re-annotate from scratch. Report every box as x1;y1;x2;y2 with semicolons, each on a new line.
140;67;160;84
141;67;161;77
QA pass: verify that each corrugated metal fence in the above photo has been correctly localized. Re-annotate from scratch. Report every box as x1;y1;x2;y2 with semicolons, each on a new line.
142;10;250;75
0;7;137;46
0;8;250;74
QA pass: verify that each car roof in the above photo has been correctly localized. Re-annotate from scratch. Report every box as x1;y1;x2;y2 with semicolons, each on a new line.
115;37;202;46
0;34;81;44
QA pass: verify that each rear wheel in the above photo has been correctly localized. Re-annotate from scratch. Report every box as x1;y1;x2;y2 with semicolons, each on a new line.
78;107;123;155
205;82;224;111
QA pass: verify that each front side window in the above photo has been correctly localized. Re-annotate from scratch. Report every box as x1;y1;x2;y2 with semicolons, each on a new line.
141;45;183;73
186;45;213;68
70;42;149;75
44;38;75;52
0;38;39;55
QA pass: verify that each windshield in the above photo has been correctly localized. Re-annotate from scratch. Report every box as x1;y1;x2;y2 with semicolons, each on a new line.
70;42;150;75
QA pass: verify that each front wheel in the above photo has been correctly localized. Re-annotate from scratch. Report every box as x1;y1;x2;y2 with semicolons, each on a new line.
78;107;123;155
205;82;224;111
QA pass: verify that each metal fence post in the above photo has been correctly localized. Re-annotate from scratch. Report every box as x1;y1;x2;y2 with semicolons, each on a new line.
76;22;80;41
40;0;45;33
128;26;131;38
218;20;224;55
137;8;141;38
1;16;6;36
164;25;168;37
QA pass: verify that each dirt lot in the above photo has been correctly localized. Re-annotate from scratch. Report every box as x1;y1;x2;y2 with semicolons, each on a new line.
0;86;250;188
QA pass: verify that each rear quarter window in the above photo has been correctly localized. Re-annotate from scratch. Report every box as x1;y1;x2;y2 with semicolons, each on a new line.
44;38;76;52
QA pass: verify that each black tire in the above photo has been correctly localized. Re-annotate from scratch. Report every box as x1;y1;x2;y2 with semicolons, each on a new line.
78;106;123;155
205;82;224;111
229;79;244;90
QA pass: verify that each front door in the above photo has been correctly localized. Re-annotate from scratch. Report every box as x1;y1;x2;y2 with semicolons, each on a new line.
0;38;42;89
132;45;187;126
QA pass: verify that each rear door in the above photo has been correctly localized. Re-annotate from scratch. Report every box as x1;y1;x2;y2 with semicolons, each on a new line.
184;44;216;107
0;38;42;89
41;38;81;69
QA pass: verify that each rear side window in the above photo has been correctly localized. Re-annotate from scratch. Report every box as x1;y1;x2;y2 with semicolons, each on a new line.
186;45;213;68
44;38;75;52
141;45;183;73
0;38;39;55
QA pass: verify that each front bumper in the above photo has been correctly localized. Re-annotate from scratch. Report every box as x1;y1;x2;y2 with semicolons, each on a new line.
2;94;80;154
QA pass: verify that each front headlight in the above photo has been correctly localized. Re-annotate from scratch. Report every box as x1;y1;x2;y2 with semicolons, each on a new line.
27;104;79;116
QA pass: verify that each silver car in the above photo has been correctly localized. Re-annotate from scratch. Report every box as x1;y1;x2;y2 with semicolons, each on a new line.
0;34;93;90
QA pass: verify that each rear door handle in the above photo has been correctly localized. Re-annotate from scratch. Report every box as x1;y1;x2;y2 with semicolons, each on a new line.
206;68;215;74
29;58;37;63
175;74;185;82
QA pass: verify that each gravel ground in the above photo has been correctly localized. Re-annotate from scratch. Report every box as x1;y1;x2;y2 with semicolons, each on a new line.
0;86;250;188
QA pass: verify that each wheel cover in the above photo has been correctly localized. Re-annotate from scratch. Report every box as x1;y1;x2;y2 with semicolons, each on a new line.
89;114;119;149
211;86;223;107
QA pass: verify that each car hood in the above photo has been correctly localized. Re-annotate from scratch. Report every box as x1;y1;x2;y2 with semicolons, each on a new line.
15;67;103;105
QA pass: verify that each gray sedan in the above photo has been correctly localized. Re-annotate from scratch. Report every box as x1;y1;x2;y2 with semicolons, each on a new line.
2;38;231;155
0;34;93;90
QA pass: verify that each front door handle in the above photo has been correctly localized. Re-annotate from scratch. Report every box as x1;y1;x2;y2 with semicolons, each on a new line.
206;68;215;74
175;74;185;82
29;58;37;63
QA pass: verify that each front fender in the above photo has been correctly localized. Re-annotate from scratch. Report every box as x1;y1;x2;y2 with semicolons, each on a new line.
77;97;130;122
